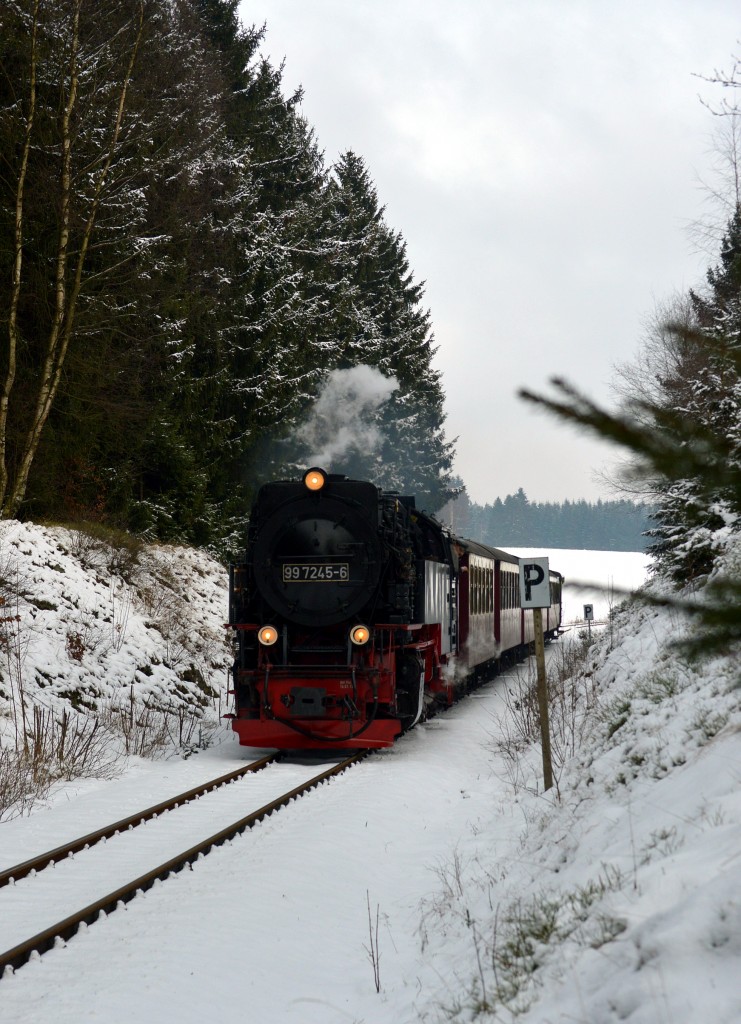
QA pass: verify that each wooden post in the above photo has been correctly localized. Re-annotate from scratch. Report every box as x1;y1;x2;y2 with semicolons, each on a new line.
533;607;553;792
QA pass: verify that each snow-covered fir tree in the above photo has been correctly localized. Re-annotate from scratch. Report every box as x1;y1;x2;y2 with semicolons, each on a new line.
646;208;741;582
320;151;454;511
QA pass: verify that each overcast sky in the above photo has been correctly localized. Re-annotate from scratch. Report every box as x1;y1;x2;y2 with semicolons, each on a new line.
238;0;740;505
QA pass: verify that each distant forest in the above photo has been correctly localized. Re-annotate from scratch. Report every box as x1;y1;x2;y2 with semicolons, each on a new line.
439;487;652;552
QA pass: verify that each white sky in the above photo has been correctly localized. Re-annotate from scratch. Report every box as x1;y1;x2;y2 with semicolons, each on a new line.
238;0;741;504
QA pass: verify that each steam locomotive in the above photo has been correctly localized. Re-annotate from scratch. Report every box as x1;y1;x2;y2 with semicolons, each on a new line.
227;468;562;750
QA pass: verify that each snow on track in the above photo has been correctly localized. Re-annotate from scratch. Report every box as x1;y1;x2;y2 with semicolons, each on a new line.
0;757;345;962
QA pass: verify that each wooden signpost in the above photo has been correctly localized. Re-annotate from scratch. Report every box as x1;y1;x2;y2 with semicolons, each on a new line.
518;558;553;792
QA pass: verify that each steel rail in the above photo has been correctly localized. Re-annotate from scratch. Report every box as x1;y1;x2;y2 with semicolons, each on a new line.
0;750;369;977
0;752;280;889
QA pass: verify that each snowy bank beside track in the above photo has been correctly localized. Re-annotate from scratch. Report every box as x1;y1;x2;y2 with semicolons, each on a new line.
0;520;231;776
416;554;741;1024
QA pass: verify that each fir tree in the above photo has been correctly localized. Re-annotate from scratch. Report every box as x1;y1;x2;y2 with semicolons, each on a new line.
642;208;741;582
320;152;455;510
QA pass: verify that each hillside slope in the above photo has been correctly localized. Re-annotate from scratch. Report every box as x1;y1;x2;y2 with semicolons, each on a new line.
0;520;230;787
416;544;741;1023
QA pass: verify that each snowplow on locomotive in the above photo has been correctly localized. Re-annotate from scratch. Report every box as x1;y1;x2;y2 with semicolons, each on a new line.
226;468;562;749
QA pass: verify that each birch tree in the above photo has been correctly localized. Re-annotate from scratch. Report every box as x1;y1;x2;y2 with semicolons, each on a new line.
0;0;146;517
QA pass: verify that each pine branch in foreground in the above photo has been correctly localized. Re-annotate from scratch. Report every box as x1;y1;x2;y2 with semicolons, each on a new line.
518;376;741;670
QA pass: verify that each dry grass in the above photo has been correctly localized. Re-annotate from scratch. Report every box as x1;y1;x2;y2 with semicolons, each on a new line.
0;706;122;821
489;632;601;795
98;685;218;759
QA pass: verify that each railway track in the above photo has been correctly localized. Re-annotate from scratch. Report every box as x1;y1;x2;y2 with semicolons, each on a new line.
0;751;368;977
0;752;280;889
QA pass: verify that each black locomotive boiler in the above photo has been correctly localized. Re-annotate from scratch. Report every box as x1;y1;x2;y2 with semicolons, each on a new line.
227;468;562;749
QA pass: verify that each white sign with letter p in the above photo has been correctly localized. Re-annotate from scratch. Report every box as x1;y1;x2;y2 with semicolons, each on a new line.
518;557;551;608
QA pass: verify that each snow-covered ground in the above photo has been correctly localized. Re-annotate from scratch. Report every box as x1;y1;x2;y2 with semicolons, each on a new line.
0;525;739;1023
0;519;231;745
507;547;652;624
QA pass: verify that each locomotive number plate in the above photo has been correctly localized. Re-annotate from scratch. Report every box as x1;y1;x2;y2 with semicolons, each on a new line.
281;562;350;582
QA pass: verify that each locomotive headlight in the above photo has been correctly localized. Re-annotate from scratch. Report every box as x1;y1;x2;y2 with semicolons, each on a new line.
258;625;279;646
350;624;370;646
303;467;326;492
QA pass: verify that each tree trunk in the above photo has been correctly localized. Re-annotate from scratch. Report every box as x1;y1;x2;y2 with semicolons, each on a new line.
1;0;146;519
0;0;41;510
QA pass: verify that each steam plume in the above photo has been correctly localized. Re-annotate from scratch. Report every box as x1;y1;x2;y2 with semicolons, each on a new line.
297;366;398;469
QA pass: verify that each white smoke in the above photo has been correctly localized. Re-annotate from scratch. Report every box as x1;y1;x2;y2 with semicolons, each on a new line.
297;365;398;469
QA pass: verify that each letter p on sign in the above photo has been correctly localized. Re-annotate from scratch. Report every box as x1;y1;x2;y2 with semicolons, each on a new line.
518;557;551;608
